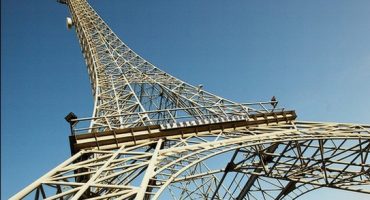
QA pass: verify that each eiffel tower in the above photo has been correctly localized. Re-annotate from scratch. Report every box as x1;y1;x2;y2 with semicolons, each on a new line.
12;0;370;199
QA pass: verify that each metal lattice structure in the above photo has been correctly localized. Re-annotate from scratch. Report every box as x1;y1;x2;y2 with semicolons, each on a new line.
11;0;370;199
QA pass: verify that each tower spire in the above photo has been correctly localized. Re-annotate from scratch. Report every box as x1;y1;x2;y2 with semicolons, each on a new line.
65;0;262;131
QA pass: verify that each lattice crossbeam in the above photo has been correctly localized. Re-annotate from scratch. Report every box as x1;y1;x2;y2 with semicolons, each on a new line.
12;121;370;199
10;0;370;199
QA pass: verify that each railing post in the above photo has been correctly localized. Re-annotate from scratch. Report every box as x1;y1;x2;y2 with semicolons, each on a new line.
65;112;78;136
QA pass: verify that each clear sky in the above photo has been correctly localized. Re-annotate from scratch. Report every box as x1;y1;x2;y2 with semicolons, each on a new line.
2;0;370;199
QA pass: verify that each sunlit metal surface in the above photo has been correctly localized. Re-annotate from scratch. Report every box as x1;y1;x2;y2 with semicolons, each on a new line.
11;0;370;199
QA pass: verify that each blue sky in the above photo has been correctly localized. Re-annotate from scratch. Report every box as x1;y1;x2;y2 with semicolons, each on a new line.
2;0;370;199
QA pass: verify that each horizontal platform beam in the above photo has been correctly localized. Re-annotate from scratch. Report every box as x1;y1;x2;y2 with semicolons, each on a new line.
69;110;296;154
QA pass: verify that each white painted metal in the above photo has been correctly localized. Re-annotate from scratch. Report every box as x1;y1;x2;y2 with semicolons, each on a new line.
10;0;370;199
12;121;370;199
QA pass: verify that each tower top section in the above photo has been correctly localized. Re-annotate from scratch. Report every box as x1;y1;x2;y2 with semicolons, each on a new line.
61;0;288;136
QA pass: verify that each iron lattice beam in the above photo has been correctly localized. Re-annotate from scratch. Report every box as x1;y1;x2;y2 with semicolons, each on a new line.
12;121;370;199
10;0;370;199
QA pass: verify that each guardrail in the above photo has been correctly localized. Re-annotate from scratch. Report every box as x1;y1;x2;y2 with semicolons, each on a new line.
67;101;284;135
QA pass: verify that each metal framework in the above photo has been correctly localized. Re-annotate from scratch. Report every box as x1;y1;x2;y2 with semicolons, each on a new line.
11;0;370;199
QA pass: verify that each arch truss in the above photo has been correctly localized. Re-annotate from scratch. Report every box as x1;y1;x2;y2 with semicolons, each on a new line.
13;121;370;199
